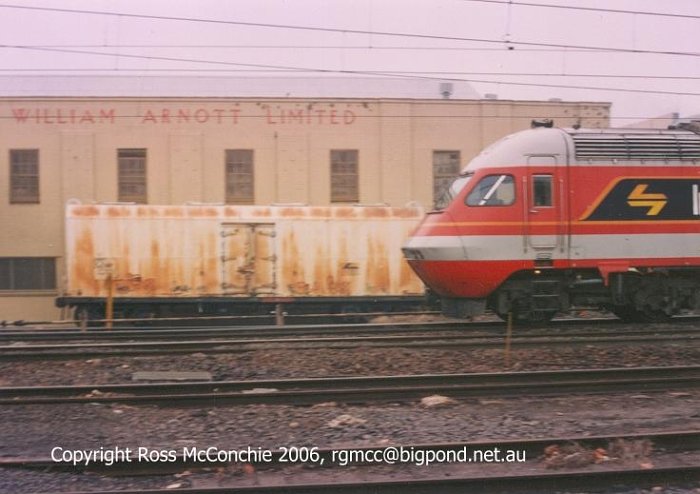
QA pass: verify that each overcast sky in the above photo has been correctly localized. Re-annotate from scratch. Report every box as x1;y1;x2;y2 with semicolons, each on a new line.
1;0;699;125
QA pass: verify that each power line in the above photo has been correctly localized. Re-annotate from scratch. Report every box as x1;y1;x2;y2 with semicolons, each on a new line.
3;45;700;97
2;69;700;81
0;43;629;53
0;4;699;58
461;0;700;20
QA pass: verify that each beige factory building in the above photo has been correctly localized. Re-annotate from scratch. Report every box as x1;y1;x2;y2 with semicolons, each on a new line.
0;96;610;321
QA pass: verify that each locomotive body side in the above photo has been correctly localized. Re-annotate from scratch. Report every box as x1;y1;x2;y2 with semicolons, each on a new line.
403;126;700;322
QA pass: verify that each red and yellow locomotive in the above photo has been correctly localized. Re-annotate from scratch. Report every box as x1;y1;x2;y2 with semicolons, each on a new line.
403;122;700;323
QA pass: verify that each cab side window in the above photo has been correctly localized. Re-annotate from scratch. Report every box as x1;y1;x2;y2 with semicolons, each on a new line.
532;174;553;207
466;174;515;206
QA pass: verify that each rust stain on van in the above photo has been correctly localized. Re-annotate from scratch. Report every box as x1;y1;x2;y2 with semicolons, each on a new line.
187;207;217;218
334;207;355;219
205;233;219;293
312;244;329;295
72;205;99;217
331;237;352;296
252;207;272;217
122;242;130;271
398;258;421;294
281;230;309;295
107;206;128;217
146;239;161;295
363;207;389;218
73;228;98;295
391;208;422;219
164;207;184;217
280;207;303;218
366;236;390;294
309;207;328;218
224;207;241;217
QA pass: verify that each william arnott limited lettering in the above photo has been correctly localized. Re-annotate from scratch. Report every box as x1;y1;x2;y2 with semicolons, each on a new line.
12;108;116;124
263;106;356;125
10;106;358;125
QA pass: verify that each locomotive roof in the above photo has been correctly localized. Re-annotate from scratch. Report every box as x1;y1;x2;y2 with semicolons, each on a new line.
566;127;700;161
467;127;700;170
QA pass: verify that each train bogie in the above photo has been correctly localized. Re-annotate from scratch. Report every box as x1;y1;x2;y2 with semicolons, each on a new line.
403;124;700;323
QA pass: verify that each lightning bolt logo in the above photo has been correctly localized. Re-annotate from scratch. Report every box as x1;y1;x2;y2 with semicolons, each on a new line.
626;184;667;216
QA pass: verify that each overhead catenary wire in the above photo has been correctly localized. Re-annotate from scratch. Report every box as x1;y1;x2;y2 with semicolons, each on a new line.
0;44;672;53
0;44;680;55
0;3;698;58
2;45;699;98
1;69;699;81
461;0;700;20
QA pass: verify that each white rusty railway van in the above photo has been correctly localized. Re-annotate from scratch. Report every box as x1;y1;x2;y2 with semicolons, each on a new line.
56;202;427;321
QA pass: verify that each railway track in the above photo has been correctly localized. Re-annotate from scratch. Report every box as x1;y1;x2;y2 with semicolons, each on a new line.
2;365;699;406
0;317;610;341
4;313;698;339
1;324;698;361
2;431;699;493
0;320;482;341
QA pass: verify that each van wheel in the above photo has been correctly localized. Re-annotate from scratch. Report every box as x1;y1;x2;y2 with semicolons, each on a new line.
74;305;104;328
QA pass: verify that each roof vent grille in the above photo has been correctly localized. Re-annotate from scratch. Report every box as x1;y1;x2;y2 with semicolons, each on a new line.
572;133;700;161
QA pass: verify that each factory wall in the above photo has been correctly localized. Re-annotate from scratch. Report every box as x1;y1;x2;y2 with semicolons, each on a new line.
0;96;610;320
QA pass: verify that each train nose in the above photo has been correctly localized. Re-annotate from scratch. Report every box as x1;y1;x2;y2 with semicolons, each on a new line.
401;210;466;264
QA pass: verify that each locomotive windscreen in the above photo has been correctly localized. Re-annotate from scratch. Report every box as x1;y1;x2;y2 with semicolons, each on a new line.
434;173;473;210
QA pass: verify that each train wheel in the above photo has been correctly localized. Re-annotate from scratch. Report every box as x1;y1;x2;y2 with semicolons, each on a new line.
610;305;670;323
612;274;675;323
497;309;556;326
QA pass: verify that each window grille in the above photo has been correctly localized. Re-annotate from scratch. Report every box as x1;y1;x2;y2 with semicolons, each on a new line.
225;149;254;204
10;149;39;204
0;258;56;290
433;151;461;203
118;148;147;203
331;150;359;203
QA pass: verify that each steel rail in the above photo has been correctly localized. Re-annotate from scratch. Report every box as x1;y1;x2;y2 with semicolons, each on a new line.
0;319;490;341
39;466;698;494
0;310;443;328
2;430;697;474
0;317;611;340
13;467;700;494
0;327;698;361
3;313;698;336
0;319;695;343
1;365;699;406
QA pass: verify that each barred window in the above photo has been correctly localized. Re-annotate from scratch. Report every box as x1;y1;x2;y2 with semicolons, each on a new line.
433;150;461;203
118;148;147;203
330;150;359;203
10;149;39;204
0;258;56;290
225;149;254;204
